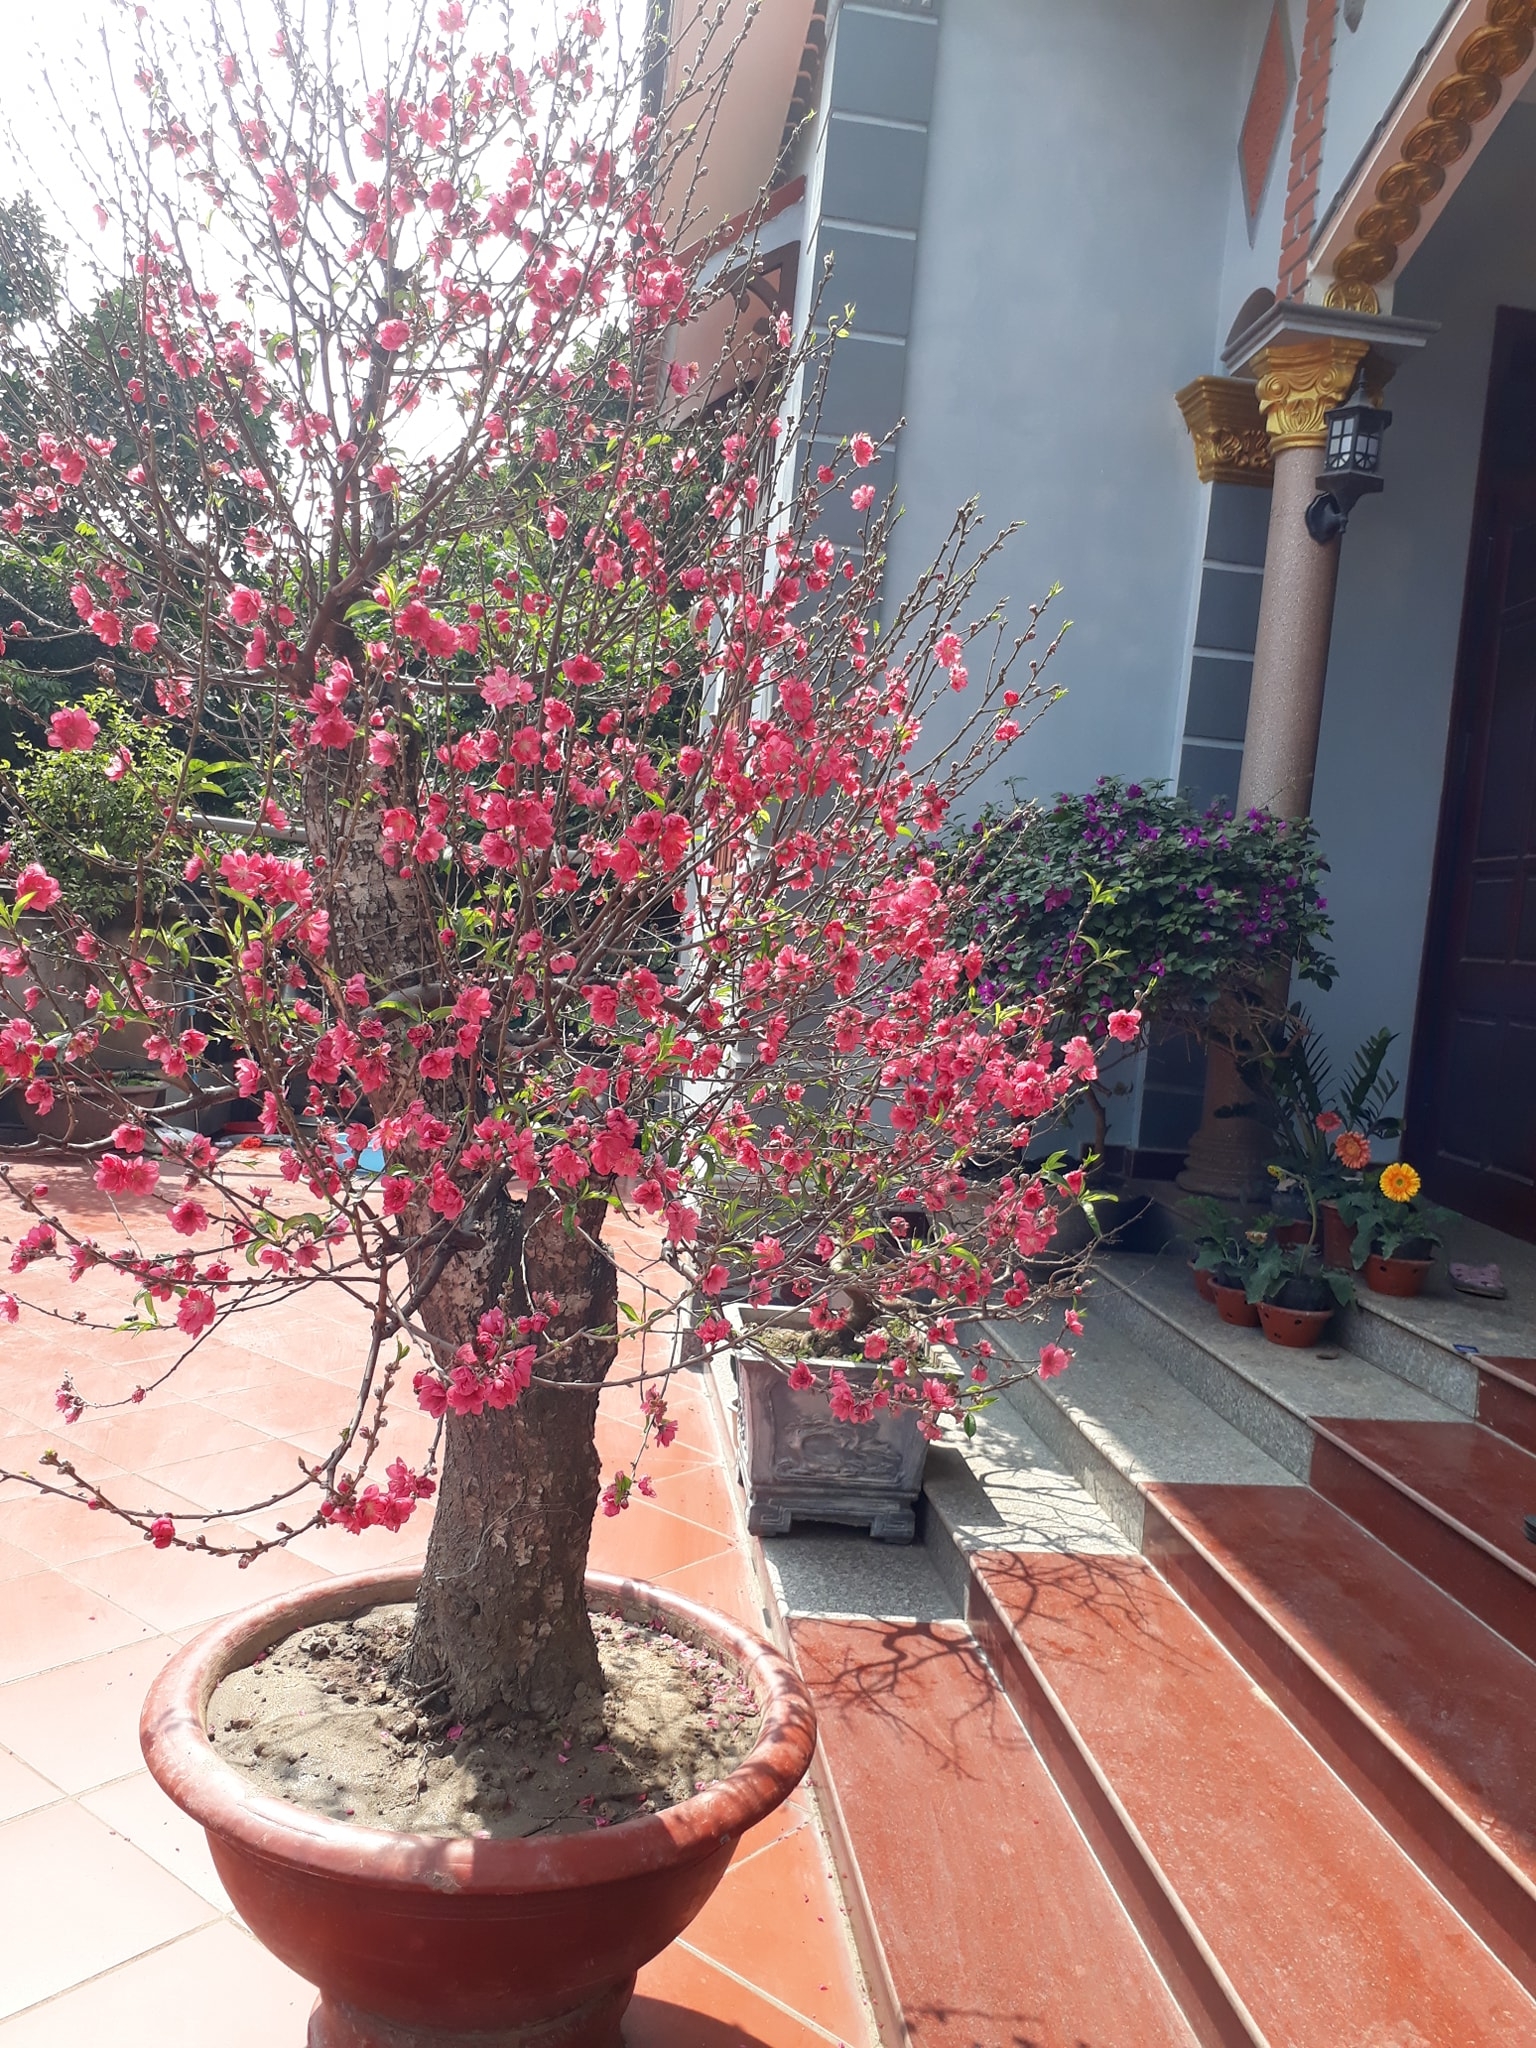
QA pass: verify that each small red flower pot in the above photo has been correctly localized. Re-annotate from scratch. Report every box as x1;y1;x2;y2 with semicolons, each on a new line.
141;1567;816;2048
1257;1301;1333;1348
1363;1253;1431;1298
1272;1220;1313;1250
1212;1283;1260;1328
1321;1203;1354;1270
1189;1262;1217;1305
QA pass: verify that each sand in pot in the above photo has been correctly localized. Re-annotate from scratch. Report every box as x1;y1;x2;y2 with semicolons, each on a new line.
210;1604;762;1839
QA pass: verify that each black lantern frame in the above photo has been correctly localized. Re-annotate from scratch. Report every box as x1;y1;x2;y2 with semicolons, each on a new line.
1305;367;1393;545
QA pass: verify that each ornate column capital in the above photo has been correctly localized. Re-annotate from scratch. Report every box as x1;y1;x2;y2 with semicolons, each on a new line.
1251;337;1369;452
1175;376;1273;487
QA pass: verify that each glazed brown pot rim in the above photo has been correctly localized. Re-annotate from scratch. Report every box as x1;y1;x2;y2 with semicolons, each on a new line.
141;1565;816;1896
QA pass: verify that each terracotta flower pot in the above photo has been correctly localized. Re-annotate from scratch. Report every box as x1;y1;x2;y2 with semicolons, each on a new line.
1320;1202;1354;1270
1271;1219;1313;1249
1363;1253;1432;1298
1189;1261;1217;1305
1257;1301;1333;1348
1212;1282;1260;1328
141;1566;816;2048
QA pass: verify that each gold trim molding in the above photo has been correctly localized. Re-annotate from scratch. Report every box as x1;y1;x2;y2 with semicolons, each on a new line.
1176;376;1274;486
1251;339;1369;453
1323;0;1536;307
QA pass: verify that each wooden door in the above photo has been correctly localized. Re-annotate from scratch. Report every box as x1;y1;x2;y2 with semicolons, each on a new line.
1409;310;1536;1237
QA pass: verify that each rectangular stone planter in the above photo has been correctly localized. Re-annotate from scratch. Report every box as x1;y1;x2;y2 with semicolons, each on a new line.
727;1305;928;1544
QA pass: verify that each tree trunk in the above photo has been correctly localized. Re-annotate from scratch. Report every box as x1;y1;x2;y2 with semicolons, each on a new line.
404;1190;619;1731
299;731;619;1730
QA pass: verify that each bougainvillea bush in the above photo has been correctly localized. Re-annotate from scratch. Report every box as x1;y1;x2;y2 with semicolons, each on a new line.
945;778;1334;1037
0;1;1118;1733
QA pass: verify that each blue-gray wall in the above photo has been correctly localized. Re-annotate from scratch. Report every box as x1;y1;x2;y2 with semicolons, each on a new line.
881;0;1257;814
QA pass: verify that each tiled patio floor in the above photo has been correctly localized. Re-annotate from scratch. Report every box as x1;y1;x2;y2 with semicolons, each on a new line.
0;1160;874;2047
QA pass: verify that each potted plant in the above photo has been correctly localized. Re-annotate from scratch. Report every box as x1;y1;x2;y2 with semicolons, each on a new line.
1334;1162;1455;1297
939;779;1334;1171
0;14;1113;2043
1243;1240;1354;1347
1255;1019;1402;1264
727;1302;932;1543
1186;1196;1250;1307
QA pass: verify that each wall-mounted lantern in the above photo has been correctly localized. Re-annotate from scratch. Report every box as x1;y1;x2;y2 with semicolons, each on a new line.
1305;367;1392;544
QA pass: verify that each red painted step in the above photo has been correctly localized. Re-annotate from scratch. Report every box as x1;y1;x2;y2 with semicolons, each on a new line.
790;1616;1199;2048
1311;1416;1536;1660
1479;1355;1536;1456
968;1548;1536;2048
1143;1480;1536;1996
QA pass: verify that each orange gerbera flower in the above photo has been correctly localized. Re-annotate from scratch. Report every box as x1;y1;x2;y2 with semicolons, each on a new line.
1379;1161;1421;1202
1333;1130;1371;1170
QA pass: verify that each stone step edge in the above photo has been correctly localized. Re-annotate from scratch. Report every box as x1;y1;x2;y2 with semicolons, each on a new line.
1088;1264;1536;1596
1340;1290;1536;1419
693;1339;910;2048
925;1401;1536;2008
917;1474;1266;2048
1142;1491;1536;2001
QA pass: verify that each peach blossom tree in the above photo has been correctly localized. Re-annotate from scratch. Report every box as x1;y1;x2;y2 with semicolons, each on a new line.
0;2;1122;1730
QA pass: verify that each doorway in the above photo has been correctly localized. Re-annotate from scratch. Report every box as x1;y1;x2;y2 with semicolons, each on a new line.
1409;307;1536;1239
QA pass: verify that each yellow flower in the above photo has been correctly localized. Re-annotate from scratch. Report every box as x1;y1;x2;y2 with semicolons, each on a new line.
1379;1162;1421;1203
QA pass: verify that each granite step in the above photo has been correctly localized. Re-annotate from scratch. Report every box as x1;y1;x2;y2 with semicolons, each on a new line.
966;1541;1536;2048
919;1405;1536;2045
756;1525;1201;2048
933;1376;1536;2001
1090;1253;1536;1658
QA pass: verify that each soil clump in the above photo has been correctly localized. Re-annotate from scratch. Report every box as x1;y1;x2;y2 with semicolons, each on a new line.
211;1603;762;1838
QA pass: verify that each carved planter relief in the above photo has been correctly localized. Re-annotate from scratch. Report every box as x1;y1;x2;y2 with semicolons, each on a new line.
727;1306;928;1543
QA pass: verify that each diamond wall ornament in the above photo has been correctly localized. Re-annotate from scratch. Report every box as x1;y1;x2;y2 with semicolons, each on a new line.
1240;3;1295;232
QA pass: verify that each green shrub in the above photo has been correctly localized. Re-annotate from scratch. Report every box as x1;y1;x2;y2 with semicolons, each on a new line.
943;777;1334;1034
5;692;189;924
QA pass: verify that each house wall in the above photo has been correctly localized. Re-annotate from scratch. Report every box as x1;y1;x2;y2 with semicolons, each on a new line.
1318;0;1457;225
1307;101;1536;1088
882;0;1257;819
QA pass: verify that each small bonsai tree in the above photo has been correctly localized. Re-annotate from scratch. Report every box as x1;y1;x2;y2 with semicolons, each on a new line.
0;4;1116;1738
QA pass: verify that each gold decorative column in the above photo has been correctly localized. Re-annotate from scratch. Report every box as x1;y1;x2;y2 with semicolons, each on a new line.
1178;337;1368;1199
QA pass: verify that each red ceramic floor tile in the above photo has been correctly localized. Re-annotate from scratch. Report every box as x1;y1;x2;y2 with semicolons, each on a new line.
0;1569;153;1683
63;1397;269;1473
65;1528;331;1633
1149;1482;1536;1878
130;1338;279;1403
639;1460;739;1536
0;1479;199;1567
630;1941;850;2048
82;1768;232;1910
0;1746;58;1823
792;1616;1197;2048
0;1799;217;2019
0;1538;40;1583
0;1920;312;2047
587;1502;735;1582
975;1550;1536;2047
657;1546;765;1633
0;1637;180;1792
143;1434;318;1514
201;1362;355;1440
685;1816;872;2046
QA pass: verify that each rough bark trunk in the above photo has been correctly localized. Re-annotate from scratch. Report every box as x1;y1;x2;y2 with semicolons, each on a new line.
403;1190;619;1731
300;726;618;1730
